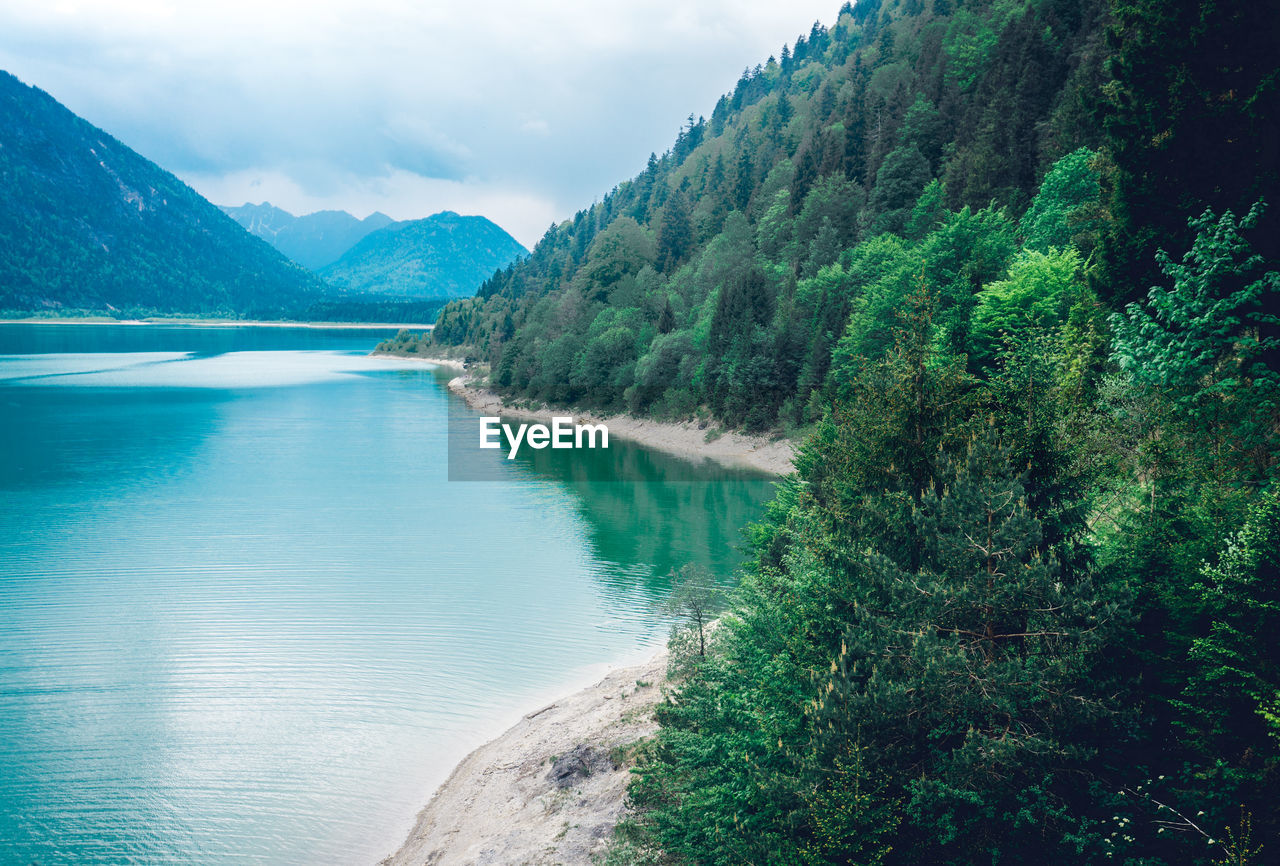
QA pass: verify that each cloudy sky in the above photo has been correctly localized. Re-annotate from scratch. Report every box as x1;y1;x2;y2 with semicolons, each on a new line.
0;0;839;247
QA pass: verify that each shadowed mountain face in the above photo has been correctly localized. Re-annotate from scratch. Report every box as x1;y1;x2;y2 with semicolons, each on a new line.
319;211;528;299
221;203;396;270
0;71;323;318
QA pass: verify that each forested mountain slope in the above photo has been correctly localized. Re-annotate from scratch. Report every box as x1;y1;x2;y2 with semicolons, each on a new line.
0;72;325;318
320;211;528;299
427;0;1116;427
416;0;1278;863
427;0;1274;436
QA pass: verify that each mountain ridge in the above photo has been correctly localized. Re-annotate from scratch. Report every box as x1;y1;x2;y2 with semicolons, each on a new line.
0;71;323;318
220;202;396;270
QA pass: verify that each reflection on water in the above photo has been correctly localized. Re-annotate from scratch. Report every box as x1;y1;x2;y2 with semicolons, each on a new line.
0;324;777;865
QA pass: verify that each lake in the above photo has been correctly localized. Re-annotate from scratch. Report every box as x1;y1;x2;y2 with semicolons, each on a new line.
0;324;776;864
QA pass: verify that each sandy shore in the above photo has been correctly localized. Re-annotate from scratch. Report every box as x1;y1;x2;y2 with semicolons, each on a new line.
381;649;667;866
448;376;796;476
369;353;469;371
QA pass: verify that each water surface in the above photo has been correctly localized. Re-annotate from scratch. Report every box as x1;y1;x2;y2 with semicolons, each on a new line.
0;324;776;864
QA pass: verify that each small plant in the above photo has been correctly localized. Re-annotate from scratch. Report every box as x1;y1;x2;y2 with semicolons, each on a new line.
608;741;643;768
663;565;723;676
1214;808;1262;866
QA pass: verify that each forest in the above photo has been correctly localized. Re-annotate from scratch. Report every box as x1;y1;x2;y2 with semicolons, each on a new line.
407;0;1280;861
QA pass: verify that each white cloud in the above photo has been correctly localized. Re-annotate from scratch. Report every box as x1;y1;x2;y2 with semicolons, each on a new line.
520;118;550;136
0;0;839;239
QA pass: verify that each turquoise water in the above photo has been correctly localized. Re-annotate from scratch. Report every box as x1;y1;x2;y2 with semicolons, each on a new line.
0;324;776;865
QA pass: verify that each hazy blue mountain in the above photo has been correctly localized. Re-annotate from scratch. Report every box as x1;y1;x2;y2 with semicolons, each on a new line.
221;203;395;269
0;71;323;318
320;212;527;298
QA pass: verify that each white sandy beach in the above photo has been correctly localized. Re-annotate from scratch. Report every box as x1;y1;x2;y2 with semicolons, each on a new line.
369;354;469;371
381;649;668;866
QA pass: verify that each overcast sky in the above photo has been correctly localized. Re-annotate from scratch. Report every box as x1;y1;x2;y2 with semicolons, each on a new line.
0;0;840;247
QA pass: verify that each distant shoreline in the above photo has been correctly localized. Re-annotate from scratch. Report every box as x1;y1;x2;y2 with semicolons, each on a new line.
368;352;467;370
0;318;433;329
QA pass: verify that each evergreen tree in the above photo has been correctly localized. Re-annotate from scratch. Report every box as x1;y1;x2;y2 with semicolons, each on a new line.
1097;0;1280;299
868;144;932;235
1111;201;1280;479
1177;491;1280;768
1019;147;1103;254
806;425;1121;863
655;189;694;273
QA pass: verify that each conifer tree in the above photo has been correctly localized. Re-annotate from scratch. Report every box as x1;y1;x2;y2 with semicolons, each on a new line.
1112;201;1280;479
805;425;1121;862
655;189;693;273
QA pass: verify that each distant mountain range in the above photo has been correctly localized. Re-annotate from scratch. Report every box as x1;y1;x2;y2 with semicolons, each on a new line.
225;204;528;299
0;71;322;318
0;69;528;319
220;203;395;270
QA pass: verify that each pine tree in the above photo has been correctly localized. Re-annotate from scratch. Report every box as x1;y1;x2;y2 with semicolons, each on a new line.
657;298;675;334
1111;201;1280;479
805;425;1121;861
655;189;693;274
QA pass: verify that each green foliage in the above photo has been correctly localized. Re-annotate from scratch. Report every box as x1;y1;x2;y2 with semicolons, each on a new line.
663;565;723;676
1019;147;1103;254
1112;202;1280;478
798;739;900;865
969;246;1084;369
944;8;999;92
430;0;1112;433
1177;491;1280;761
867;144;932;236
918;204;1018;353
805;426;1120;862
578;217;656;298
904;178;948;241
404;7;1278;860
1096;0;1280;300
629;301;1124;862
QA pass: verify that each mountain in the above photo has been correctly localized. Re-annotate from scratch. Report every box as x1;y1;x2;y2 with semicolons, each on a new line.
220;203;395;270
0;71;323;318
319;211;527;298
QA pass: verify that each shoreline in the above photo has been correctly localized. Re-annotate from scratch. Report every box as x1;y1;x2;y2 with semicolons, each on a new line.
0;318;434;329
448;375;796;476
369;352;468;371
381;647;668;865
